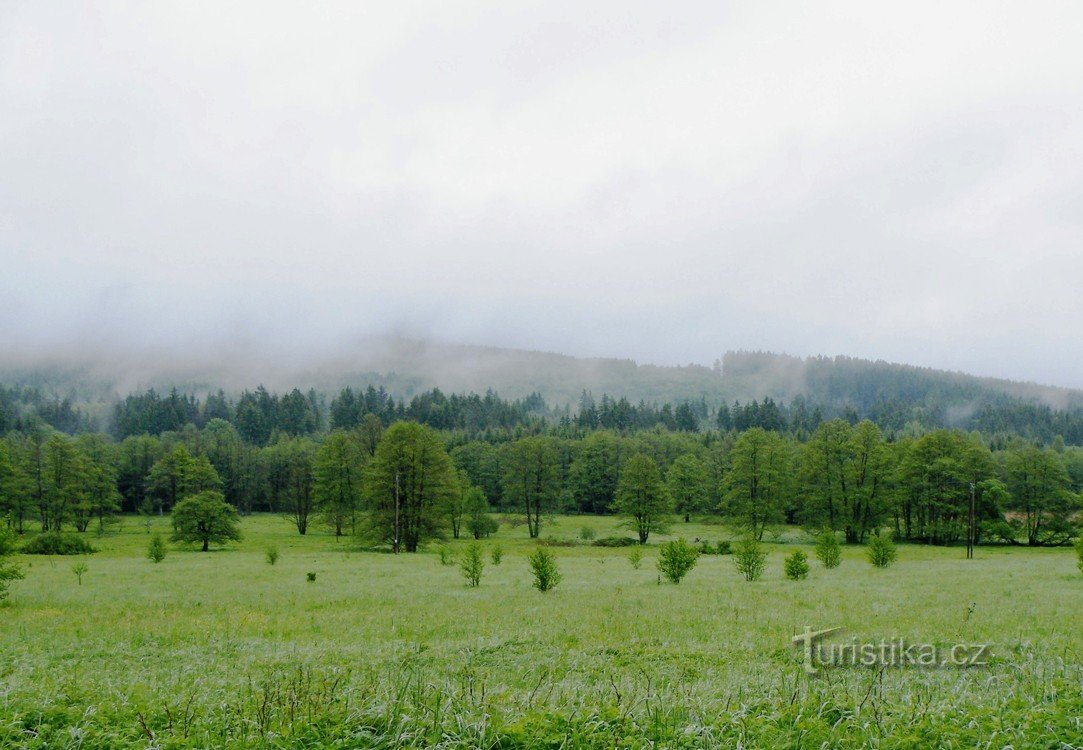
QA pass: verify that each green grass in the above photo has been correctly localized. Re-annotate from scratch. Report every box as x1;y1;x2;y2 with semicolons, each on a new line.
0;514;1080;748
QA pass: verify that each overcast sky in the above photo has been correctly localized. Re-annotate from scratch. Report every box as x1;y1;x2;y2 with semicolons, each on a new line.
2;1;1082;386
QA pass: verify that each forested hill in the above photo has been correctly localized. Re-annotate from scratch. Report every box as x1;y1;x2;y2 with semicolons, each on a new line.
1;339;1082;442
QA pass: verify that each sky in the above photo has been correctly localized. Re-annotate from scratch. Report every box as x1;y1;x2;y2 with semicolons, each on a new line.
2;1;1082;387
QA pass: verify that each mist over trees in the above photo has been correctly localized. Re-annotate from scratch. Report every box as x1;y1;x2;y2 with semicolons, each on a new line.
1;351;1082;549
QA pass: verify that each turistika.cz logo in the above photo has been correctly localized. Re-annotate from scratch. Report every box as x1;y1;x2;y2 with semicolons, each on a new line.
792;626;991;675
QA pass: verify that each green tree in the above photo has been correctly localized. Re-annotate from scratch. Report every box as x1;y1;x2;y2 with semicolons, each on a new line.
41;433;84;532
147;533;167;563
814;529;842;568
733;536;767;581
170;491;241;551
722;428;790;540
313;431;363;536
528;548;561;592
612;454;672;544
568;431;621;514
1004;444;1079;546
459;541;484;587
867;533;898;567
784;550;809;580
147;445;194;513
364;422;457;552
657;538;699;583
73;434;121;533
799;420;890;543
666;453;710;523
503;437;562;539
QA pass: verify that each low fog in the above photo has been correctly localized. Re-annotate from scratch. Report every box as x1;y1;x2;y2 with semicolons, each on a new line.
3;2;1082;388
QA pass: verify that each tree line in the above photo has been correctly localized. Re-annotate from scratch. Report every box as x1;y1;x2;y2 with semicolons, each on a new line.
1;403;1079;547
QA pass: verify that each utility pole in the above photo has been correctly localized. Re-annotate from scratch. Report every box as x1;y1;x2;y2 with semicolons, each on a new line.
967;482;975;560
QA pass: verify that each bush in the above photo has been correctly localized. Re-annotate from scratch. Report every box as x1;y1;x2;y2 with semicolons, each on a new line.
460;542;484;587
784;550;809;580
590;536;638;548
537;537;578;547
717;540;732;555
578;526;596;541
72;561;88;585
147;534;167;563
814;530;841;569
438;546;456;565
265;546;279;566
22;532;96;555
528;548;562;592
306;572;317;582
468;514;499;539
697;540;715;555
490;545;503;565
867;534;898;568
733;537;766;581
1074;536;1082;575
628;546;644;569
657;538;699;584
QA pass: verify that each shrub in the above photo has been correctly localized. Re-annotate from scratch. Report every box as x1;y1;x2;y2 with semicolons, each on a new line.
306;572;316;582
733;537;766;581
147;534;167;563
867;534;898;568
578;526;596;541
265;546;279;566
438;546;456;565
697;540;715;555
784;550;809;580
72;562;88;585
657;538;699;584
460;542;484;587
590;536;638;548
528;548;561;592
717;540;732;555
537;537;577;547
22;532;96;555
628;546;644;570
814;529;841;569
490;545;503;565
468;514;499;539
1074;536;1082;575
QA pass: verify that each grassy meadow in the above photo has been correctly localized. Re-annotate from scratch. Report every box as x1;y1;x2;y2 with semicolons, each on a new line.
0;514;1080;748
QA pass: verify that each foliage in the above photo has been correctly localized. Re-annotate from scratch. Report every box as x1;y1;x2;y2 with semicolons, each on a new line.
71;561;88;585
657;538;699;583
578;525;596;541
666;453;710;522
490;545;503;565
867;533;898;568
628;546;644;569
460;542;484;587
147;533;167;563
363;422;457;552
723;429;790;540
784;550;809;580
503;437;562;539
22;531;97;555
733;537;767;581
814;529;842;568
1076;536;1083;575
590;536;638;547
170;491;242;552
265;546;279;566
306;571;316;582
612;453;672;544
528;548;561;592
438;545;455;566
